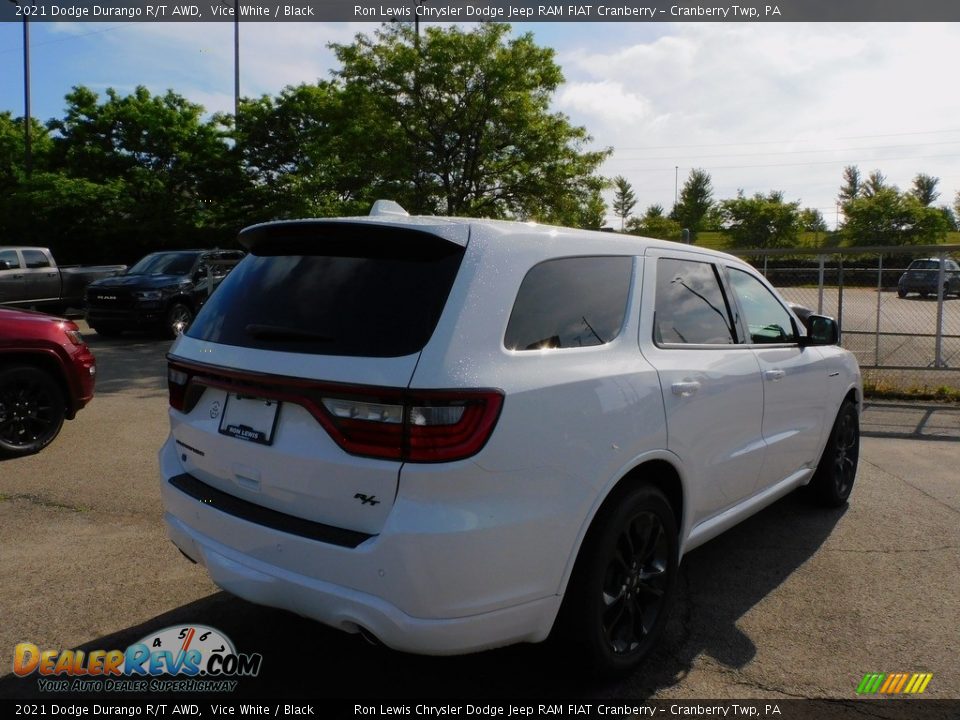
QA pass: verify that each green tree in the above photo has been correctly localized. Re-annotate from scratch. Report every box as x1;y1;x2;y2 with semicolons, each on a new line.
938;206;957;232
800;207;827;232
235;83;370;222
626;204;682;240
838;165;861;202
842;187;949;246
911;173;940;206
0;112;53;185
671;168;713;240
528;174;609;229
41;85;237;259
611;175;637;230
331;23;610;219
719;190;802;249
0;113;56;245
863;170;887;198
1;173;128;263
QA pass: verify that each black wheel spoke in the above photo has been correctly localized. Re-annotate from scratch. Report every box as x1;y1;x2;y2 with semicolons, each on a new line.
597;506;674;657
0;368;66;454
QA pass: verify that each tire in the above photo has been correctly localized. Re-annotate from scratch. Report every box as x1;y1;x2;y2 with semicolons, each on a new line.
810;401;860;507
897;287;907;298
557;485;679;674
0;365;67;458
166;302;194;338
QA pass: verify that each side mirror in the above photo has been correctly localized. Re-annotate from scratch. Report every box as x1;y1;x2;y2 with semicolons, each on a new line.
0;260;11;271
799;314;840;346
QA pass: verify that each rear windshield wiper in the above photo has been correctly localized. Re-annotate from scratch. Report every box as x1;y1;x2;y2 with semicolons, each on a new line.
245;324;333;342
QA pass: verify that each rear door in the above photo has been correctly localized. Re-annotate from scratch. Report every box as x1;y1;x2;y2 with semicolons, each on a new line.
641;250;766;524
167;221;469;535
21;249;61;302
0;249;25;303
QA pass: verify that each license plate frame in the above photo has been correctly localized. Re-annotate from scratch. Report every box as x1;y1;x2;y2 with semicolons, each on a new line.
218;393;281;446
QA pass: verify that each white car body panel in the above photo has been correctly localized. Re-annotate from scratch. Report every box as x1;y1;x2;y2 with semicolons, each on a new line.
159;213;862;655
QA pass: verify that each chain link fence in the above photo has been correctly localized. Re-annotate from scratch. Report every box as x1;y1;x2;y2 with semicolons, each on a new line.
735;245;960;391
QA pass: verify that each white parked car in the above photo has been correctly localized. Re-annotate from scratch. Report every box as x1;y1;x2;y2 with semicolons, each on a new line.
159;203;861;673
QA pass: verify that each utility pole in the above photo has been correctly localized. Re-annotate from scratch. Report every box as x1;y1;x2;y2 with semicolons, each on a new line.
414;1;428;44
8;0;31;177
234;7;240;128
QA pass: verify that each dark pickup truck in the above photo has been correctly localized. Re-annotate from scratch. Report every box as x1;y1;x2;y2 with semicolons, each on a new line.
0;247;126;315
86;249;245;338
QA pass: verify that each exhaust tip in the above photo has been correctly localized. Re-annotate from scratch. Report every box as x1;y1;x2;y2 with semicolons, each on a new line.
357;626;382;647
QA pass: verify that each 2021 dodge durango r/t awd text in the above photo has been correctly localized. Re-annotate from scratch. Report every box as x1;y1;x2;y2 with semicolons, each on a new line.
0;306;96;457
159;204;861;673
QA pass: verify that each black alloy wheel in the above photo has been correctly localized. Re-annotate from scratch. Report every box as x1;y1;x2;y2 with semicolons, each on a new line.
0;366;67;458
558;485;678;673
810;400;860;507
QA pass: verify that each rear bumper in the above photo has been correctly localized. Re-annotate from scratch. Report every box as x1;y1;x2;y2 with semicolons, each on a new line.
164;512;559;655
158;437;564;655
900;283;938;293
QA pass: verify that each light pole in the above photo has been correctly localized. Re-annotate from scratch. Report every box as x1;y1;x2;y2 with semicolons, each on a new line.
218;0;240;130
8;0;31;177
674;165;678;206
415;0;429;39
234;3;239;127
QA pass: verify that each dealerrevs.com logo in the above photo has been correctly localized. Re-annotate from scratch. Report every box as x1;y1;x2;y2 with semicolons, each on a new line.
13;625;262;693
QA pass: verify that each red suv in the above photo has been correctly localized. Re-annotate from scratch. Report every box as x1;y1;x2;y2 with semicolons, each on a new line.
0;307;96;457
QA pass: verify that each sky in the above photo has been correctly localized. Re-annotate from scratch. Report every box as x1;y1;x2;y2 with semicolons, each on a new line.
2;19;960;229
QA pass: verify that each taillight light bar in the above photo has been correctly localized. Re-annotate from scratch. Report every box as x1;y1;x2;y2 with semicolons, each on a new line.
167;359;503;463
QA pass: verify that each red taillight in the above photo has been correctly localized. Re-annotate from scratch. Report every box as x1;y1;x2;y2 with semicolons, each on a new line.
168;365;190;411
406;397;502;462
167;359;503;463
322;391;504;462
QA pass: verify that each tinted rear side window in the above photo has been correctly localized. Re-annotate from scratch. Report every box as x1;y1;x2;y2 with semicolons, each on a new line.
187;230;465;358
22;250;50;269
504;256;633;351
654;258;735;345
0;250;19;269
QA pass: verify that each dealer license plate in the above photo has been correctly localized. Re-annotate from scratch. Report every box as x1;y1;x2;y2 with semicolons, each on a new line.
218;394;281;445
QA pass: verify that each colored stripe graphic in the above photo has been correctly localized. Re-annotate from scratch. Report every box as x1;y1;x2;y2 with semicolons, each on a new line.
858;672;932;694
857;673;885;694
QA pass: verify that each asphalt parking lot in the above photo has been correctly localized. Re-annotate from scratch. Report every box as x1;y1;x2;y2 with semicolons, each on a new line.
1;323;958;700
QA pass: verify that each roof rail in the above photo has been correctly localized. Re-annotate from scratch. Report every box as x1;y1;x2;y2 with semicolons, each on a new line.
369;199;410;217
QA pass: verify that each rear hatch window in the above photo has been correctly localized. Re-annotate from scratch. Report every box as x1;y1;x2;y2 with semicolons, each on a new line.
187;224;466;358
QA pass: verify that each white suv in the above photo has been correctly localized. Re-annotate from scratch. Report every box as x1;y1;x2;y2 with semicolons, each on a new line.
160;204;861;673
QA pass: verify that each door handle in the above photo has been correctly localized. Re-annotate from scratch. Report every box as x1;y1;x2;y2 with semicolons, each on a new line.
671;380;701;397
47;272;57;277
764;369;786;382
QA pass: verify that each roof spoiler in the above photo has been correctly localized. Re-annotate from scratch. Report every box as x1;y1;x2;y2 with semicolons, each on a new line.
369;200;410;217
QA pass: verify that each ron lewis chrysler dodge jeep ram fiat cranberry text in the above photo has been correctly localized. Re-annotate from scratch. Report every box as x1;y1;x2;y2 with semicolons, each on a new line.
159;201;861;673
